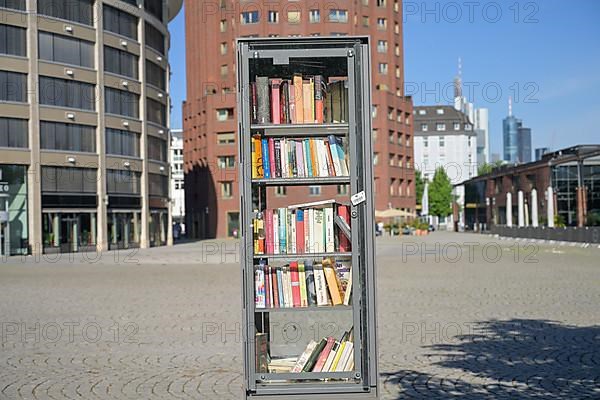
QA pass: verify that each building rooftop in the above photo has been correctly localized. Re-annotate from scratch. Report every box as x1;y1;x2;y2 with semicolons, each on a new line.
413;105;475;137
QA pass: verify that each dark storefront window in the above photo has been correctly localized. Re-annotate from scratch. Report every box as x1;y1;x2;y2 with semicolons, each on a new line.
0;164;28;255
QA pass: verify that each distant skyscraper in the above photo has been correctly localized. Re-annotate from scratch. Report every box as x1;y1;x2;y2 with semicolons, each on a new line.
503;98;521;163
517;127;532;163
535;147;550;161
453;58;489;165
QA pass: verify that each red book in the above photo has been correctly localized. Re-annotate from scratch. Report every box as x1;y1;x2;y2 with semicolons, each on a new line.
324;142;335;176
290;261;301;307
296;210;305;254
270;79;282;124
313;337;335;372
338;205;351;252
264;265;271;308
265;209;274;254
272;267;280;308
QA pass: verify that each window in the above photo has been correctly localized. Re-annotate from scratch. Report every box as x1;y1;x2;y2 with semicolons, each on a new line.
328;9;348;23
418;109;426;115
394;22;400;34
147;98;166;125
362;0;369;5
423;137;428;147
397;133;403;145
148;173;168;197
107;169;141;195
468;136;473;147
388;131;394;143
266;10;278;23
240;11;259;24
390;179;395;196
220;42;227;55
0;70;26;102
37;0;93;25
104;87;139;117
377;0;386;6
377;18;387;30
216;108;233;121
373;153;379;165
377;40;387;53
0;0;25;10
220;19;227;32
436;108;445;115
396;110;402;122
387;107;394;120
39;76;95;110
0;117;27;148
397;155;403;167
421;124;428;132
372;129;378;140
39;31;94;68
436;123;446;131
362;16;369;27
104;46;139;78
221;181;233;198
440;136;445;147
148;136;167;161
218;155;235;169
389;153;394;166
220;64;228;78
217;132;234;144
145;22;165;54
454;122;461;131
395;66;401;79
119;0;137;6
372;105;378;118
40;121;95;152
309;186;321;196
0;24;26;57
465;124;473;131
309;9;320;23
103;5;138;40
275;186;287;197
146;60;165;90
287;10;300;24
106;128;140;157
145;0;163;21
337;184;349;195
41;166;97;193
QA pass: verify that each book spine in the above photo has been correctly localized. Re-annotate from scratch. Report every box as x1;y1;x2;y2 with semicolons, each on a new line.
324;141;335;176
309;139;319;177
336;139;349;176
302;338;327;372
296;210;305;254
265;209;273;254
290;261;300;307
289;140;297;177
280;81;287;124
276;267;284;306
289;83;296;124
268;138;276;179
274;139;282;178
304;139;313;177
313;337;335;372
281;138;288;178
254;136;264;178
309;78;315;123
250;82;258;124
293;74;304;124
314;265;328;306
256;77;270;124
302;81;312;123
278;208;286;254
270;79;281;124
305;260;317;306
328;135;343;176
290;211;297;254
338;205;351;252
255;265;265;308
272;266;280;308
296;141;305;177
298;262;308;307
265;264;271;308
314;75;324;124
261;138;270;179
273;211;279;254
325;206;335;253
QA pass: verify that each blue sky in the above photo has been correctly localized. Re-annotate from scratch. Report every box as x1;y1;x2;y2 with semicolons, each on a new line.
168;0;600;155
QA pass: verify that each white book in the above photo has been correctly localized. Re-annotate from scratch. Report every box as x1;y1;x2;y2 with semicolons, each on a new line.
343;268;352;306
336;143;349;176
281;266;289;307
314;265;329;306
313;209;324;253
285;266;294;307
318;140;330;177
291;340;317;372
305;208;312;254
336;342;354;372
322;341;339;372
290;211;297;254
324;206;335;253
281;138;288;178
255;267;265;308
273;212;279;255
288;199;337;210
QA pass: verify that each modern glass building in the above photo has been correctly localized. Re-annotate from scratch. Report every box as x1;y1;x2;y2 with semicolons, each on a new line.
503;115;521;164
0;0;182;255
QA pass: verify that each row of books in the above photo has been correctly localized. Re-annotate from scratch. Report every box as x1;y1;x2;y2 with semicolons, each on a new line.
252;135;349;180
251;74;349;125
253;200;351;255
255;258;352;309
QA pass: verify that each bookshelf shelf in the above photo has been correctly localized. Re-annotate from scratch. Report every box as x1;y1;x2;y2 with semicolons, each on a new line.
252;177;350;186
255;305;353;313
239;37;377;399
254;252;352;260
251;123;349;137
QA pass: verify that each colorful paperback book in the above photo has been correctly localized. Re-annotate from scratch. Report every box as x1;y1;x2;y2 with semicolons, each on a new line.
261;138;270;178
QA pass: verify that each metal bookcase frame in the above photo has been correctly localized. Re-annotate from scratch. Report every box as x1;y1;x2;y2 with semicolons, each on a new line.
237;36;378;399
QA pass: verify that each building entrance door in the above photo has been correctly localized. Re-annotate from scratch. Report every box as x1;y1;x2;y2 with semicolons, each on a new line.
60;215;79;253
0;196;8;256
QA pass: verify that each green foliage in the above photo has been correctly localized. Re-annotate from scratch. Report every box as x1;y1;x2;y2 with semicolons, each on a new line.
478;160;505;176
554;214;566;228
587;211;600;226
429;167;453;218
415;169;425;205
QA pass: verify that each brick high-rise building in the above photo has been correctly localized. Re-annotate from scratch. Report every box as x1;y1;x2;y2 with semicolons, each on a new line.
183;0;415;238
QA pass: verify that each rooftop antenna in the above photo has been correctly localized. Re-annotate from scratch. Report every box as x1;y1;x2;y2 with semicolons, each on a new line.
454;57;463;99
508;96;513;117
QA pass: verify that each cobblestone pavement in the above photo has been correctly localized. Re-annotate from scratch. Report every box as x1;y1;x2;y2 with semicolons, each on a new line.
1;232;599;399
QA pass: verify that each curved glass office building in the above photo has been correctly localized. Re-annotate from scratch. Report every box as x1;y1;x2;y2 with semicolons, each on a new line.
0;0;182;255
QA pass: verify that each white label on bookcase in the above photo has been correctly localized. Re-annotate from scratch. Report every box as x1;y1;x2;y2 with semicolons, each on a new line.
351;191;366;206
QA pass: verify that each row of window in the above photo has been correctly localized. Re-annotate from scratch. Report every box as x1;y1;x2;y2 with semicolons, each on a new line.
240;9;348;25
388;178;412;197
420;123;473;132
422;136;475;147
373;153;412;168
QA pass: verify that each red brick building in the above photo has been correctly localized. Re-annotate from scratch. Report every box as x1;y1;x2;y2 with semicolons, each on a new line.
183;0;415;238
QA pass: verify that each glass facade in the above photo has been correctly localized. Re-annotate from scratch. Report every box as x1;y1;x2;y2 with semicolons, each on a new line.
553;164;600;226
0;165;28;256
108;211;141;249
42;212;97;253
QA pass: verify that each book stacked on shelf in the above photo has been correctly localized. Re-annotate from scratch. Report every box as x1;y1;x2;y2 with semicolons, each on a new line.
253;200;351;255
251;135;349;180
263;329;355;374
254;258;352;309
251;74;349;125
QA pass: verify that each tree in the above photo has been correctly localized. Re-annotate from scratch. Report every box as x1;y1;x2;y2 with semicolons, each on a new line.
478;160;505;176
429;167;453;218
415;169;425;205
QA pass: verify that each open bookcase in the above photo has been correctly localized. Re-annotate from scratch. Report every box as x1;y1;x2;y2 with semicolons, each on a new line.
237;37;378;399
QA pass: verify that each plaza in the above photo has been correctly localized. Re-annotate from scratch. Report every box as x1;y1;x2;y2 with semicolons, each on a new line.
1;232;599;399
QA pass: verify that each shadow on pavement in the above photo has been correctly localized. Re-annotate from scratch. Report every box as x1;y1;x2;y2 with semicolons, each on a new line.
382;319;600;399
